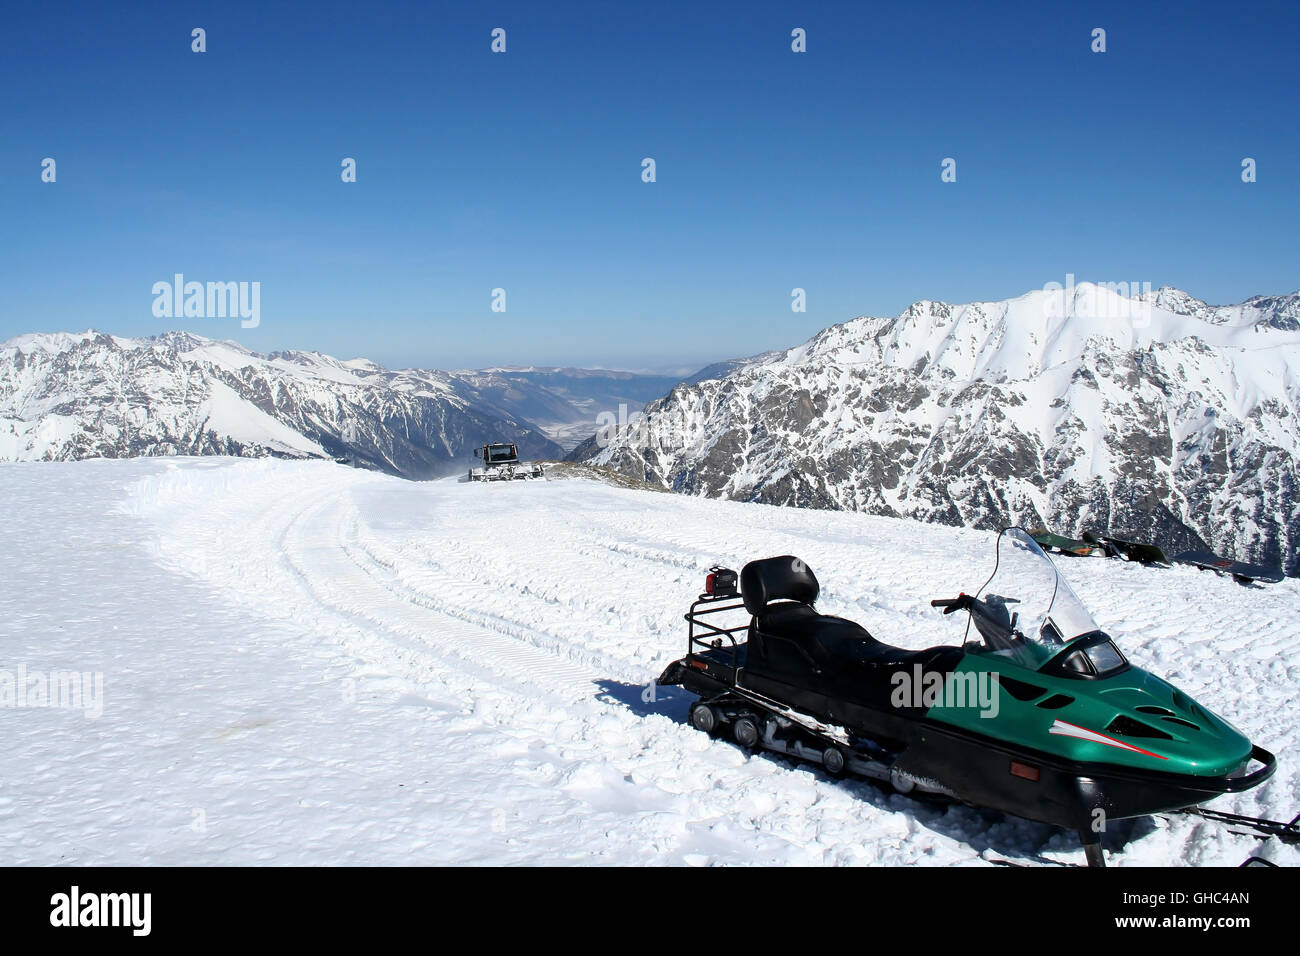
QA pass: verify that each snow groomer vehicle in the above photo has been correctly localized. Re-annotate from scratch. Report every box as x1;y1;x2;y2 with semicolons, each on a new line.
468;442;545;481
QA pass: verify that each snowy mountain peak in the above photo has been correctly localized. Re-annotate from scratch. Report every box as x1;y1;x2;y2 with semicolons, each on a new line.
773;284;1300;390
579;285;1300;576
1134;285;1213;319
0;330;560;477
1134;286;1300;331
3;329;116;355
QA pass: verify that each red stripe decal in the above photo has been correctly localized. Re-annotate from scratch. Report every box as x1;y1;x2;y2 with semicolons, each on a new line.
1048;719;1169;760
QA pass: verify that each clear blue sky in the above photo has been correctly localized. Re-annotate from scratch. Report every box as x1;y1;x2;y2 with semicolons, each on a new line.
2;0;1296;370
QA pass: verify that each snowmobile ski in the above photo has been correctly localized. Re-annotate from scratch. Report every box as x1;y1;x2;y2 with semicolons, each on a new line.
1177;806;1300;844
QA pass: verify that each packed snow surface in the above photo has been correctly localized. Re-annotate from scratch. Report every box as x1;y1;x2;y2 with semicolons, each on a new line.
1;457;1296;866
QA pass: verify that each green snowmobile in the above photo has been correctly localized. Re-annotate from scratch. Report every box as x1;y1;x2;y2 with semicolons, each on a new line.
660;528;1279;865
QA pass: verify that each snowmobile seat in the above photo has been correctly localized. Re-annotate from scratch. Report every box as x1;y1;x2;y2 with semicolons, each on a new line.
740;555;819;615
753;602;960;674
740;556;963;710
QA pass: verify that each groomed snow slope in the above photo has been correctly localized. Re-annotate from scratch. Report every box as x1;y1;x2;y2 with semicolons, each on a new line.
1;457;1296;866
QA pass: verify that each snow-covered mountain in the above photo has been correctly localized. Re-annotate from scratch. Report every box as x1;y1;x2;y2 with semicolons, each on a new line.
0;330;561;478
574;284;1300;576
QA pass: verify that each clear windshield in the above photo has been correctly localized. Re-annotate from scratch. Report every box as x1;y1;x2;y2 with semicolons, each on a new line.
970;528;1105;669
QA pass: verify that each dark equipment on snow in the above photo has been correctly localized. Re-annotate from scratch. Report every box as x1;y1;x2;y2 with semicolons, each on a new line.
1172;550;1284;586
1082;531;1170;566
1028;528;1097;556
658;529;1281;867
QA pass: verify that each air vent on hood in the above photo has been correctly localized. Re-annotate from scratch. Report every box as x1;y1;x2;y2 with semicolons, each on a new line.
1037;694;1074;710
1106;715;1172;740
999;677;1047;702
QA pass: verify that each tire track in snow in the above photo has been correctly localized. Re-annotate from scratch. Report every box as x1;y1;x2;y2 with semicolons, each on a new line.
278;491;598;703
344;490;700;678
340;514;645;686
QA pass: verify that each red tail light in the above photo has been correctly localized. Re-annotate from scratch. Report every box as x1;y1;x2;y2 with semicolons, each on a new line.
1009;761;1040;782
703;567;738;598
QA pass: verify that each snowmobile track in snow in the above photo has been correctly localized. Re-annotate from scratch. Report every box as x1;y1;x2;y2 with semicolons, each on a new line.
342;514;642;687
279;492;598;702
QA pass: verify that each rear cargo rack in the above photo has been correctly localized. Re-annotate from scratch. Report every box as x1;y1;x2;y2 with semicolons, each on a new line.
684;594;749;673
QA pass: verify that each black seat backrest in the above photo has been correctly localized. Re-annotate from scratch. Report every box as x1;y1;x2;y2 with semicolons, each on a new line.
740;556;819;615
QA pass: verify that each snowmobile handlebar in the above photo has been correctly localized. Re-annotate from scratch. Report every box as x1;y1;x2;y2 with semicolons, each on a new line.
930;594;974;615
